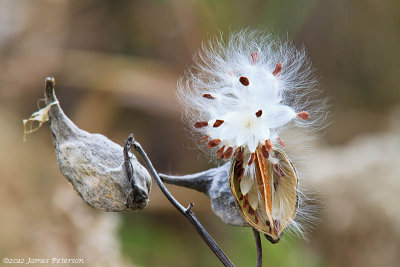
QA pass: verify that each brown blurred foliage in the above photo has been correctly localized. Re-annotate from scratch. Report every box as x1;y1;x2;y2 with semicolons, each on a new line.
1;0;399;266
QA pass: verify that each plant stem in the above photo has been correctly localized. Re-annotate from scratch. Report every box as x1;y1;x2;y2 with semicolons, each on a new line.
126;134;234;267
253;228;262;267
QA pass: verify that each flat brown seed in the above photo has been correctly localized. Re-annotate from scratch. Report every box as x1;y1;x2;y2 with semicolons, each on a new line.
223;146;233;159
261;145;270;158
272;63;282;76
200;135;209;142
207;139;221;148
213;119;224;127
194;121;208;128
255;211;259;224
297;111;310;120
202;93;215;99
216;145;226;156
248;152;255;166
239;76;250;86
265;140;273;151
233;147;240;157
255;110;262;117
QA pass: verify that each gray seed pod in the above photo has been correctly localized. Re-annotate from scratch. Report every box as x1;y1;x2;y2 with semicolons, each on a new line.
44;77;151;211
160;164;248;226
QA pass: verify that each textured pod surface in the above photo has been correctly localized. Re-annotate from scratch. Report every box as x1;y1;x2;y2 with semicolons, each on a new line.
44;78;151;211
160;164;248;226
230;147;298;243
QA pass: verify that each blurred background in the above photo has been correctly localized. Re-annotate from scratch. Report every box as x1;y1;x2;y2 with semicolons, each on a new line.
1;0;399;266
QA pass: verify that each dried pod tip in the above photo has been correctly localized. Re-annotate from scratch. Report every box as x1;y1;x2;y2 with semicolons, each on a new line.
213;119;224;128
207;139;221;148
255;110;262;117
239;76;250;86
202;93;215;99
194;121;208;128
297;111;310;120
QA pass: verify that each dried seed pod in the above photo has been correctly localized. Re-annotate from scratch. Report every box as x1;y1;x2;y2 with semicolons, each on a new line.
160;164;248;227
25;78;152;211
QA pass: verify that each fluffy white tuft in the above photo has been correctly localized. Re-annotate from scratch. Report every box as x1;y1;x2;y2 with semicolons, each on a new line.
178;29;325;156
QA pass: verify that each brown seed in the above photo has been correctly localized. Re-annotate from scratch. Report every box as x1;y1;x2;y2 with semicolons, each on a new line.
277;137;286;147
265;140;273;151
216;146;225;160
297;111;310;120
239;76;250;86
251;52;258;64
255;211;259;224
216;145;226;156
261;145;269;158
255;110;262;117
213;119;224;128
272;63;282;76
207;139;221;148
223;146;233;159
194;121;208;128
248;152;255;166
202;93;215;99
200;135;209;142
233;147;240;158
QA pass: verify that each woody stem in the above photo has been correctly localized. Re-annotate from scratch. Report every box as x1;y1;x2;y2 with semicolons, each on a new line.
126;134;234;267
253;228;263;267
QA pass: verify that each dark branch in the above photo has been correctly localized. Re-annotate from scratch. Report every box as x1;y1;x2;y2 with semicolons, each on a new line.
253;228;263;267
125;134;234;267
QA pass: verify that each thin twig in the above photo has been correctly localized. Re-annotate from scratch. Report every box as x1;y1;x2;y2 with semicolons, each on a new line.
126;134;234;267
252;228;262;267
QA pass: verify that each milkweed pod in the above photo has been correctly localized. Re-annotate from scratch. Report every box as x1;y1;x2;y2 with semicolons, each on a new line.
229;146;299;243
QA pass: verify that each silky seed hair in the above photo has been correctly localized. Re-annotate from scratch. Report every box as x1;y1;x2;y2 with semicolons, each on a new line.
178;30;324;157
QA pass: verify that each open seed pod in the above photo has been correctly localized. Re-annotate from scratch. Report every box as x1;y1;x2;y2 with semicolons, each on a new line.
230;147;299;243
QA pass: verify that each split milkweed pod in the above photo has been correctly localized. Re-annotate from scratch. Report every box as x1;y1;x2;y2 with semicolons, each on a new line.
229;146;298;243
